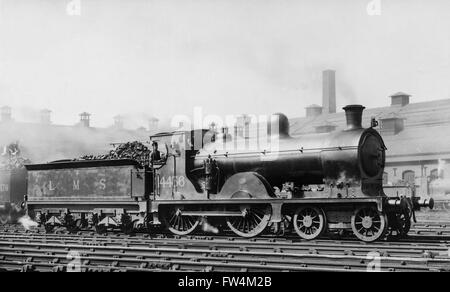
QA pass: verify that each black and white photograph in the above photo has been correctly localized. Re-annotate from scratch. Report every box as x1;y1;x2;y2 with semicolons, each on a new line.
0;0;449;279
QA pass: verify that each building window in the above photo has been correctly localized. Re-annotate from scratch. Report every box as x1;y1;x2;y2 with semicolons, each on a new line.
382;172;388;185
402;170;415;186
430;169;439;181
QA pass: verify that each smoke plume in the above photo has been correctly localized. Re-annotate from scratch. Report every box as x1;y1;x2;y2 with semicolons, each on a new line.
429;159;450;198
18;215;38;231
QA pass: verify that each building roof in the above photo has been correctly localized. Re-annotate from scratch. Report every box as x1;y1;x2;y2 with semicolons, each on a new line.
291;98;450;134
378;112;404;120
289;98;450;161
390;92;411;97
306;104;322;108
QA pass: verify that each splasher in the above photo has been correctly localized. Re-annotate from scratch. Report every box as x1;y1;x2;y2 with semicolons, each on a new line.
18;215;38;231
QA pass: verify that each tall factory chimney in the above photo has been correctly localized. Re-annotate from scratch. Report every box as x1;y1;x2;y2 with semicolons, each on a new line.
79;112;91;127
322;70;336;114
1;106;12;122
40;109;52;124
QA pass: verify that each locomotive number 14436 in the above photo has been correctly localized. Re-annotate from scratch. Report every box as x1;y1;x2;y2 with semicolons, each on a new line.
159;176;186;188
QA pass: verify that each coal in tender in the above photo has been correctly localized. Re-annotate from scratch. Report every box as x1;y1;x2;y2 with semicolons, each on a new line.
77;141;150;167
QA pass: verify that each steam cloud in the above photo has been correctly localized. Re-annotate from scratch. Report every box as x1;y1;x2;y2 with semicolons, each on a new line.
429;159;450;198
18;215;39;231
0;107;153;163
200;218;219;234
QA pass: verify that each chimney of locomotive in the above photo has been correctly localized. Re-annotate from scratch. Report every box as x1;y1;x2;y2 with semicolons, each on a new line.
343;105;365;130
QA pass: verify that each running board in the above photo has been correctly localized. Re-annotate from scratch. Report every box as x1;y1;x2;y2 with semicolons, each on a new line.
180;210;243;217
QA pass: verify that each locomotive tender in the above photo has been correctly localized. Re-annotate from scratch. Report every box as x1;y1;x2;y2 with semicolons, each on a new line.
23;105;433;242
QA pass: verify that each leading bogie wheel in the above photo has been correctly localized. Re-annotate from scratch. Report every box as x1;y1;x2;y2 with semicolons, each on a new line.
351;207;387;242
226;205;272;238
293;206;326;240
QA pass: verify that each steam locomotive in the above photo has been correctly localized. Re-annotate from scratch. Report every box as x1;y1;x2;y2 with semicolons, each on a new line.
22;105;433;242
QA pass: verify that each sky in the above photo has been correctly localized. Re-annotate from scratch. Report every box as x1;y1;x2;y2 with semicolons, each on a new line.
0;0;449;128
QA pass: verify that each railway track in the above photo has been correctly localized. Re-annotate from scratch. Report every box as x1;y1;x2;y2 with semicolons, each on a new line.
1;226;450;272
4;217;450;239
1;209;450;272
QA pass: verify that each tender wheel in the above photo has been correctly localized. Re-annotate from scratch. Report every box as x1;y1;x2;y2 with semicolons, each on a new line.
95;224;107;234
133;221;144;231
77;219;88;229
67;223;79;233
164;207;200;236
121;222;134;234
65;215;79;233
351;207;387;242
44;224;55;233
226;205;272;238
293;206;326;240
